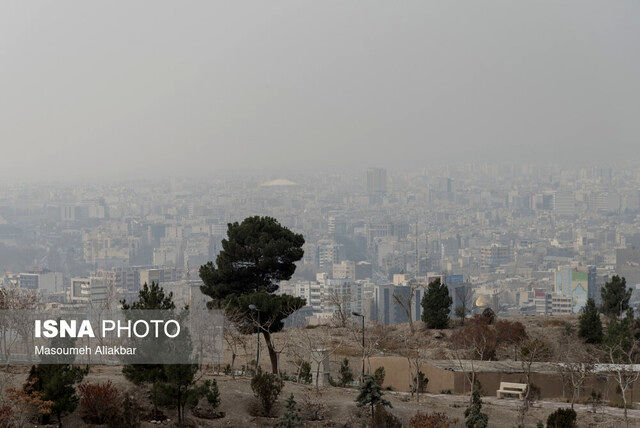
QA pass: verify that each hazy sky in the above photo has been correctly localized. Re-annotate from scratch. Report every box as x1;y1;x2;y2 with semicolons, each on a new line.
1;1;639;180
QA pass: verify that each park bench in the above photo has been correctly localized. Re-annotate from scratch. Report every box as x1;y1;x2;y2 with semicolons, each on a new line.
496;382;527;399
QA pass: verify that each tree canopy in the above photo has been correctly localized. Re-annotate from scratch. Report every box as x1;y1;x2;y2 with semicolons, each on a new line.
199;216;306;374
578;298;603;344
600;275;631;318
199;216;305;303
421;278;452;329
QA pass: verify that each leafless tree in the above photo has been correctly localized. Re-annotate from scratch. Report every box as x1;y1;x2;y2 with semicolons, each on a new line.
518;337;552;427
553;339;595;409
453;285;473;325
292;326;345;389
604;335;640;427
0;287;38;365
324;287;353;328
400;329;430;401
392;279;422;334
223;308;251;378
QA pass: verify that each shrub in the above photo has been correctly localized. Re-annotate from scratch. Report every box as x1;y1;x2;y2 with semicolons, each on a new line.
275;394;305;428
2;381;53;428
299;361;312;384
413;371;428;393
250;368;284;417
302;393;325;421
410;411;458;428
481;308;496;324
546;408;577;428
78;381;122;424
108;395;142;427
372;404;401;428
204;379;221;409
464;389;488;428
356;375;391;418
339;358;354;386
374;367;386;386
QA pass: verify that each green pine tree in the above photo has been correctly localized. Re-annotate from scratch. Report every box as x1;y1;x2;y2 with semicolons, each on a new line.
339;358;354;386
28;328;87;427
275;394;305;428
299;361;312;384
199;216;306;374
578;298;603;343
421;278;452;329
355;375;392;418
464;388;488;428
600;275;631;318
605;308;634;360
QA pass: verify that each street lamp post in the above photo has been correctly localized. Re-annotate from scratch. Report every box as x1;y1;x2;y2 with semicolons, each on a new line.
249;304;260;371
352;311;365;382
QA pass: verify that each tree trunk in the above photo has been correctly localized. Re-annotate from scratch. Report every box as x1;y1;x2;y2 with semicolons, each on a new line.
262;331;279;374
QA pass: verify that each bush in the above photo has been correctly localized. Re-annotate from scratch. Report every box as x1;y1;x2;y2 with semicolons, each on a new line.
374;367;386;386
78;381;122;424
299;361;312;384
302;393;325;421
481;308;496;324
250;368;284;417
275;394;305;428
546;408;577;428
339;358;354;386
413;371;428;393
203;379;221;409
410;411;458;428
464;389;488;428
108;395;141;427
372;404;401;428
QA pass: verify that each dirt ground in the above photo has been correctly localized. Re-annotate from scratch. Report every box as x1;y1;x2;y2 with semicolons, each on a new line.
1;365;637;427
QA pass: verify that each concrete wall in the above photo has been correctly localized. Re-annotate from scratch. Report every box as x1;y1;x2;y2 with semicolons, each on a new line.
368;356;640;403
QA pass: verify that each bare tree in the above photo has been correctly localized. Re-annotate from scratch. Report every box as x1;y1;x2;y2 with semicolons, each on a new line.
518;337;552;427
324;288;353;328
400;329;430;401
392;279;422;334
293;325;345;389
604;335;640;427
553;339;595;409
0;287;38;365
449;317;498;399
453;285;473;325
223;308;250;378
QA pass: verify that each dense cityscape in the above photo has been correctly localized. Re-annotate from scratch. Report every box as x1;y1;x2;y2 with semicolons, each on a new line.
2;162;640;324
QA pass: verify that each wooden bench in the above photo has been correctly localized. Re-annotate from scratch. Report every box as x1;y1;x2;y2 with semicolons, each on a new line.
496;382;527;399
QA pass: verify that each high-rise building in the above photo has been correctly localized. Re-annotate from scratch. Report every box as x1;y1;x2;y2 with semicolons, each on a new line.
481;245;511;266
554;191;576;217
366;168;387;201
69;277;108;304
554;265;596;313
616;248;640;286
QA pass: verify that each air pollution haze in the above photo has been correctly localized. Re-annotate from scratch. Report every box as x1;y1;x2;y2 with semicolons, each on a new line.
1;1;639;181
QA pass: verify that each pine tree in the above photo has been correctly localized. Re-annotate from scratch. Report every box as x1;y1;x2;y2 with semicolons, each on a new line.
28;332;87;427
199;216;306;374
299;361;312;384
464;388;488;428
339;358;354;386
121;281;176;385
275;394;305;428
600;275;631;318
355;375;392;418
578;298;603;343
150;325;216;425
421;278;452;329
